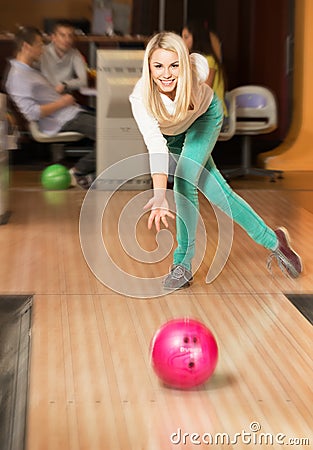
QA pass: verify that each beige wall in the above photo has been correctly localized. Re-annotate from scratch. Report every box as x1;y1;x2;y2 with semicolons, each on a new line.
0;0;132;34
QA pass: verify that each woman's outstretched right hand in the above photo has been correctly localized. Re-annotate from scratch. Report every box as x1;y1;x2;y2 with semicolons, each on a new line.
143;195;175;232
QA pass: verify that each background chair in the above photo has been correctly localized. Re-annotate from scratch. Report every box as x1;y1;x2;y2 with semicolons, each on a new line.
28;121;85;163
222;85;283;181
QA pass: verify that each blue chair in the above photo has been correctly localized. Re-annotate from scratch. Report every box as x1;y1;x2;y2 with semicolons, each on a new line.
222;85;283;181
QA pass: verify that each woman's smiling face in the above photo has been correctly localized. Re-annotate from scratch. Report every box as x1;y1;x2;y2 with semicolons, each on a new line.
149;48;180;99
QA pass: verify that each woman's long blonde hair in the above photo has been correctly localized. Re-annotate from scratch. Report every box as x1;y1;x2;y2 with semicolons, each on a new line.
142;32;193;123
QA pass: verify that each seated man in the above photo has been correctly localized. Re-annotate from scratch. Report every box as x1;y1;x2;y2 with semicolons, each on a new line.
40;20;88;94
5;26;95;189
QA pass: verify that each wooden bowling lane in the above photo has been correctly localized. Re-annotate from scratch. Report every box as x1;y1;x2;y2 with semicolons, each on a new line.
26;292;313;449
2;170;313;449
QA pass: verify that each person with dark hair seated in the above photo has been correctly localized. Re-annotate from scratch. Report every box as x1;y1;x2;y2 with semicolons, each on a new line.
40;19;88;95
5;26;95;189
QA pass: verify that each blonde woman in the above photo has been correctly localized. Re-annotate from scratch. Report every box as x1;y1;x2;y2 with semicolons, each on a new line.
129;32;302;290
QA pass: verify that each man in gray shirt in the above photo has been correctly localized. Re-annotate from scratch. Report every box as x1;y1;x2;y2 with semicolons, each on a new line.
40;20;87;94
5;26;95;189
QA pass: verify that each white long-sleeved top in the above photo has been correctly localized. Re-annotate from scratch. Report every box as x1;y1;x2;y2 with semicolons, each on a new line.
40;43;87;91
129;53;214;174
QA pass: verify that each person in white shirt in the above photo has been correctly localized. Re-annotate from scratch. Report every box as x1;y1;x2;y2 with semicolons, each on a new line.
129;32;302;290
40;20;87;94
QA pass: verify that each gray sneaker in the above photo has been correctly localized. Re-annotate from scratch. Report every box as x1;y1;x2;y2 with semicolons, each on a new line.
163;264;193;290
267;227;303;278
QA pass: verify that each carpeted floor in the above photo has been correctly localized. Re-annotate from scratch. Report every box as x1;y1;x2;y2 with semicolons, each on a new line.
0;295;33;450
285;294;313;326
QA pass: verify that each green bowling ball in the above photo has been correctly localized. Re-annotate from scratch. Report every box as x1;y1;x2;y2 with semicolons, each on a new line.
41;164;71;190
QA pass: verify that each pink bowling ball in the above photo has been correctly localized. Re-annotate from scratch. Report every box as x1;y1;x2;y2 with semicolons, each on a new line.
150;318;218;389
